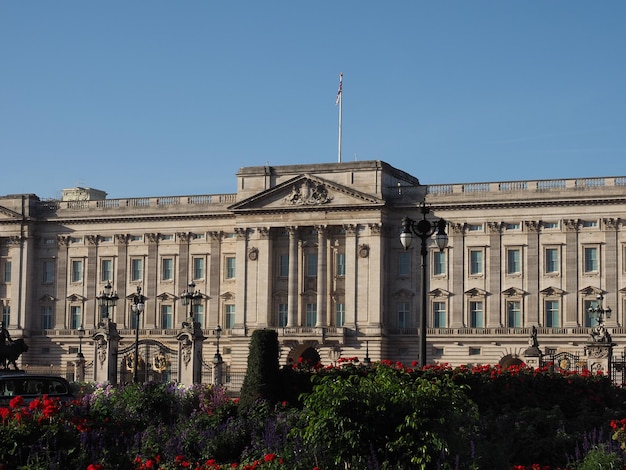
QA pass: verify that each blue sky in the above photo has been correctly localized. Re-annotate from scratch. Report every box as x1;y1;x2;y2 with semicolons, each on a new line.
2;2;625;199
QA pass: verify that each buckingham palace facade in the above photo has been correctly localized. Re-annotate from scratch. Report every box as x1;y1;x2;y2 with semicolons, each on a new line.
1;160;626;382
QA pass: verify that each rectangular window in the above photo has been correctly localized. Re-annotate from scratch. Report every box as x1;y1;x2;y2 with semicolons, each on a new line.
397;302;410;328
43;260;55;284
193;304;204;326
507;249;521;274
469;347;481;356
100;259;112;282
469;250;483;275
278;254;289;277
507;301;521;328
584;247;598;273
131;259;143;282
70;306;81;329
398;251;410;277
470;301;484;328
433;251;446;276
3;261;11;283
226;256;236;279
306;303;317;327
41;306;53;329
545;248;559;274
467;224;483;232
336;253;346;277
2;306;10;326
335;303;345;327
71;260;83;283
225;304;236;329
193;258;205;280
130;309;140;329
433;301;446;328
584;299;598;327
543;222;559;230
161;305;173;329
162;258;174;281
278;303;288;328
306;254;318;277
545;300;559;327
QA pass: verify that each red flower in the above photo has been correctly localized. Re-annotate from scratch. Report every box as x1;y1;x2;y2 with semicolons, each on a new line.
87;464;105;470
9;395;24;409
263;453;276;462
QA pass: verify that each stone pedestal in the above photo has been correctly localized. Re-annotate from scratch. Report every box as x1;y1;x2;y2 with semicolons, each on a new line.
92;319;121;385
176;316;206;386
585;342;614;376
74;354;86;382
213;353;223;386
523;326;542;369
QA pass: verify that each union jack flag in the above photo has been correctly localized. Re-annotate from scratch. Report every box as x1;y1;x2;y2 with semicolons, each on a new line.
335;73;343;105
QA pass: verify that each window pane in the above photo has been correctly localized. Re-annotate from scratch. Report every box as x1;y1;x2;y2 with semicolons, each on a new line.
470;301;483;328
3;261;11;283
398;252;410;276
278;303;288;327
306;254;318;277
433;251;446;276
306;303;317;327
545;248;559;273
336;253;346;277
71;260;83;282
584;299;598;327
162;258;173;280
584;247;598;272
545;301;559;327
43;261;55;283
70;306;82;329
225;305;236;328
193;258;205;280
507;301;521;327
41;306;53;329
335;303;345;327
470;251;483;275
507;249;520;274
433;302;446;328
2;306;10;326
193;304;204;326
226;257;236;278
161;305;173;329
278;255;289;277
131;259;143;282
397;302;409;328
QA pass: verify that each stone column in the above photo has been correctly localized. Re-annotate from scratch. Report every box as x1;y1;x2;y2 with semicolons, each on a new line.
92;319;121;384
55;236;70;329
525;221;541;326
287;226;299;327
344;224;358;327
176;316;206;386
486;222;502;327
316;226;327;327
603;218;619;327
563;220;580;327
449;223;465;328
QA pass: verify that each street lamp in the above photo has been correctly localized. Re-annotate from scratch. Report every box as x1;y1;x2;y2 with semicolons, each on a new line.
213;325;223;385
97;281;119;320
181;281;203;321
588;294;612;342
77;325;85;358
131;286;146;383
400;202;448;368
76;325;85;381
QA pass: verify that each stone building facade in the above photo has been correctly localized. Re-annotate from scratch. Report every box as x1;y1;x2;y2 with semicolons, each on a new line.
0;160;625;384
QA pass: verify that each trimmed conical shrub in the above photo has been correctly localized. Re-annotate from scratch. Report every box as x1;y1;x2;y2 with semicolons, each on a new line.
238;329;280;410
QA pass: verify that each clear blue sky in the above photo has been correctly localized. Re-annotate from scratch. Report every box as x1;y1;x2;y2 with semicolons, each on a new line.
2;2;625;199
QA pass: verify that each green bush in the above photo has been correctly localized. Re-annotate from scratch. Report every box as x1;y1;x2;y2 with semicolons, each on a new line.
239;329;280;410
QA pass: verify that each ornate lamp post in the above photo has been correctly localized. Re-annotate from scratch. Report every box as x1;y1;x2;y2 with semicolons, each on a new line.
213;325;223;385
131;286;146;383
181;281;203;321
75;324;85;381
588;294;612;342
400;202;448;368
97;281;119;321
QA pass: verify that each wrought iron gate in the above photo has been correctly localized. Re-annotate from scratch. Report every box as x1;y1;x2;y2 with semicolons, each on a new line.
541;351;583;374
118;339;178;384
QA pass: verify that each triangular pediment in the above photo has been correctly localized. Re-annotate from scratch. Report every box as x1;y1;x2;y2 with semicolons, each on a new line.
66;293;87;302
220;291;235;301
541;286;565;296
465;288;488;297
392;289;414;299
502;287;526;297
429;288;450;297
0;205;23;222
156;292;177;301
579;286;604;296
229;174;385;212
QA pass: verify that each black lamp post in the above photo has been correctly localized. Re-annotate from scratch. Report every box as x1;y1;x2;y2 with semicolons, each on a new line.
77;325;85;358
588;294;612;325
214;325;222;361
400;202;448;368
97;281;119;320
181;281;203;321
76;325;86;381
131;286;146;383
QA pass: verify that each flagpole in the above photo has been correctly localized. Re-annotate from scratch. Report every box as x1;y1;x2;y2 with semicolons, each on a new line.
336;73;343;163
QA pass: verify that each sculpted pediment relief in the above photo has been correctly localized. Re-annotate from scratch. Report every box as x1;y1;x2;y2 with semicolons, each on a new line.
502;287;526;297
429;288;450;297
465;288;488;297
541;286;565;296
229;174;384;212
579;286;604;296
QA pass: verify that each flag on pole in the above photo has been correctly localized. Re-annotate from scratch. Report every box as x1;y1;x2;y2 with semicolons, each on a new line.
335;73;343;105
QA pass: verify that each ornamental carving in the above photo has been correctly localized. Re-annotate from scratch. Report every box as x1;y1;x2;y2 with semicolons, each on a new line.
284;180;332;205
358;244;370;258
248;247;258;261
145;233;159;244
563;219;580;232
115;234;130;245
152;352;169;373
525;221;541;232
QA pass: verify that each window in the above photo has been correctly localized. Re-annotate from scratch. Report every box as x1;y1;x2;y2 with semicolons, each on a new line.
161;305;173;329
225;304;236;329
584;299;598;327
193;304;204;326
470;301;483;328
584;247;598;273
3;261;10;283
193;258;205;280
225;256;236;279
278;254;289;277
397;302;410;328
41;306;53;329
71;260;83;283
504;223;520;230
543;222;559;230
336;253;346;277
131;259;143;282
2;306;9;326
545;248;559;274
70;306;81;329
582;220;598;228
335;303;345;327
433;251;446;276
433;301;446;328
507;301;521;328
545;300;559;327
306;253;318;277
507;248;521;274
398;251;410;277
130;308;140;329
278;303;288;327
469;250;483;276
469;347;481;356
467;224;483;232
100;259;112;282
162;258;174;281
43;260;55;284
306;303;317;327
